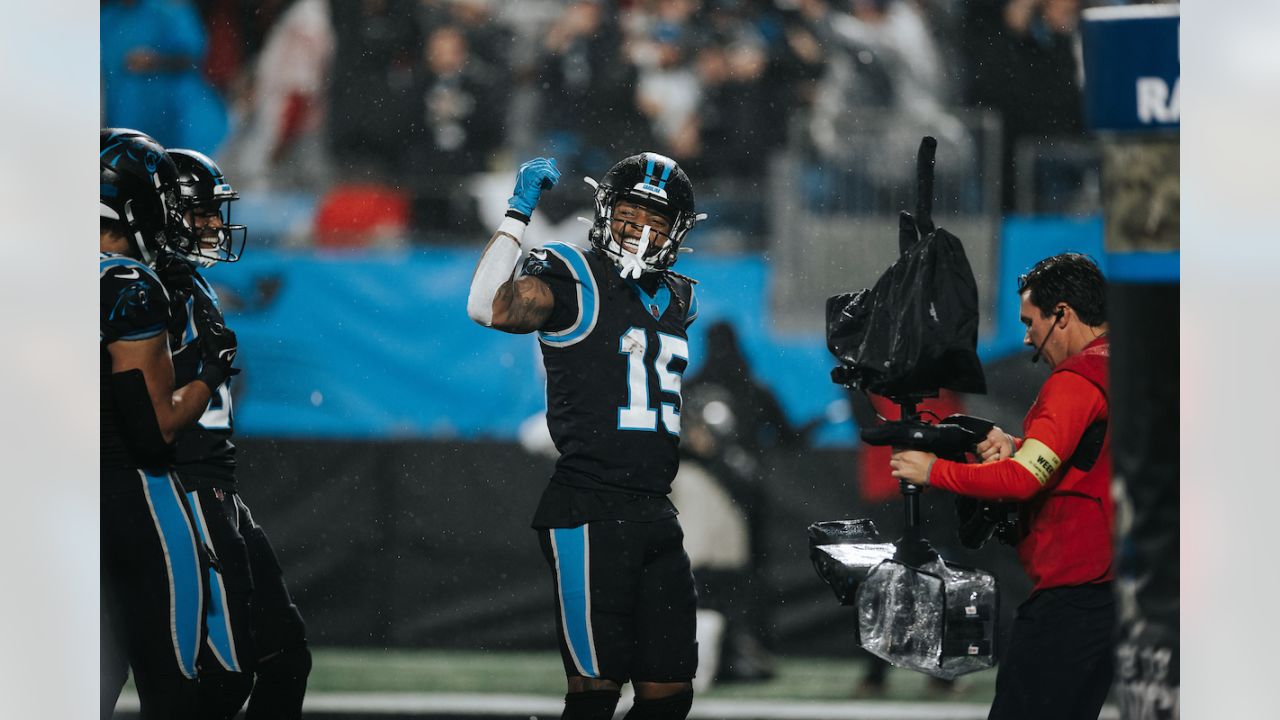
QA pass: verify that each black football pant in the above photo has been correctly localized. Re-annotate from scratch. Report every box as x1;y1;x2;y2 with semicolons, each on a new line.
187;485;311;720
538;517;699;685
988;583;1116;720
102;468;206;719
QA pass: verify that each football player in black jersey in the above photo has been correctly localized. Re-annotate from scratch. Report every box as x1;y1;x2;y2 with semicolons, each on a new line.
468;153;707;720
100;128;238;718
157;148;311;720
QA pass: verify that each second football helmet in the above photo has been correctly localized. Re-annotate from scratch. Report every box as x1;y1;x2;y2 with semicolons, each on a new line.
100;128;186;266
586;152;706;275
168;149;247;267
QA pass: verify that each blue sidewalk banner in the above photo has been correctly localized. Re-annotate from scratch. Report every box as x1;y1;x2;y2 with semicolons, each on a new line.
207;222;1102;443
206;249;850;443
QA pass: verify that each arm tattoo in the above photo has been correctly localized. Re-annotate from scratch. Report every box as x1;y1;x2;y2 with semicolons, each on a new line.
494;275;553;333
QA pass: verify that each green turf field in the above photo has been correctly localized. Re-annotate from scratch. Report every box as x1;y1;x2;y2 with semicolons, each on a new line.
307;647;998;704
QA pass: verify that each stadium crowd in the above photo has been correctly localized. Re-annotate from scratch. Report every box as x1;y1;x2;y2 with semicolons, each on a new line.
101;0;1138;245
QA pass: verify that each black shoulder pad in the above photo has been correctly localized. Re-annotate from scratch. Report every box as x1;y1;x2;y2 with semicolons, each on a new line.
101;261;170;344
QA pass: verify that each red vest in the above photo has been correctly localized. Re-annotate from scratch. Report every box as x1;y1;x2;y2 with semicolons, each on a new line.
1017;337;1114;592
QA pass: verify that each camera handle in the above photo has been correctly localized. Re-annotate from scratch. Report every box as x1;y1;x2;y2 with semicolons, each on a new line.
891;399;940;566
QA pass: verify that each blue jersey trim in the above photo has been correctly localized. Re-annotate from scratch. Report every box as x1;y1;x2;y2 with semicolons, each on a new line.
193;271;223;311
140;469;204;680
626;279;672;320
551;526;599;677
187;490;242;672
538;242;599;347
179;295;199;349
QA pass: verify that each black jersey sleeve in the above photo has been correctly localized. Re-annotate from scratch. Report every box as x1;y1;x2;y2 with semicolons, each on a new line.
523;242;600;344
100;257;170;344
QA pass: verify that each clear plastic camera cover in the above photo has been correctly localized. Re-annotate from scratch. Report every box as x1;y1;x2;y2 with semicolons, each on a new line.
813;543;897;605
856;557;998;680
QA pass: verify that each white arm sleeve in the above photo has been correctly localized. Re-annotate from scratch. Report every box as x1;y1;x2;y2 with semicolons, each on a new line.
467;217;528;326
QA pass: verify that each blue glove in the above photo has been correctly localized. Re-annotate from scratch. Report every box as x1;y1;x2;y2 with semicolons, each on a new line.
507;157;561;219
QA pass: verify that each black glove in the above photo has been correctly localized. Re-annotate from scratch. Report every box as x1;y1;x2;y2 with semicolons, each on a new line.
157;258;197;340
196;307;239;389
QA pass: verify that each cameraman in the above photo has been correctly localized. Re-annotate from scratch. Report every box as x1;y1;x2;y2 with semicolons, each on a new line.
890;253;1114;720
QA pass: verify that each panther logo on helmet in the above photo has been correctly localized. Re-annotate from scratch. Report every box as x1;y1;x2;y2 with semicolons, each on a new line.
100;128;189;267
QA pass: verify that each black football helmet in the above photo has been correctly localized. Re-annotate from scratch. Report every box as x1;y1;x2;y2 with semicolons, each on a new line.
586;152;706;274
100;128;187;266
168;149;247;266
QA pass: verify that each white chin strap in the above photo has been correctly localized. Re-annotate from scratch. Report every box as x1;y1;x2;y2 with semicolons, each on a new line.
617;225;652;280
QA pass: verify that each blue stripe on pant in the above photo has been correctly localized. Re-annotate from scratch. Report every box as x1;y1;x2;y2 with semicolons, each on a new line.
188;491;242;672
140;470;204;680
551;525;599;678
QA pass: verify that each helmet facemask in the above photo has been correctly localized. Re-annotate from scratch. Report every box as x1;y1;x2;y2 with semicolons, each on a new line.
170;195;246;268
584;178;705;279
165;149;248;268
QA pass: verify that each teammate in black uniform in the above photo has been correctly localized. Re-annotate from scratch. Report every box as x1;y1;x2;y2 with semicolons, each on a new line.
468;153;706;720
158;148;312;719
100;128;238;718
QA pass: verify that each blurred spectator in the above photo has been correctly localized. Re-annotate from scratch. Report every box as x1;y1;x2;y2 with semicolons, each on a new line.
221;0;335;191
685;322;807;455
804;0;971;192
632;0;704;158
964;0;1086;210
914;0;967;103
536;1;654;179
196;0;293;92
773;2;829;111
327;0;422;179
101;0;230;152
683;322;813;667
417;0;514;76
682;320;814;682
807;0;947;114
405;24;504;240
672;384;775;686
689;1;777;178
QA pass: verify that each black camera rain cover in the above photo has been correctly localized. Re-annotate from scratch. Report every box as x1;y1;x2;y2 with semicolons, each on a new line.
826;225;986;397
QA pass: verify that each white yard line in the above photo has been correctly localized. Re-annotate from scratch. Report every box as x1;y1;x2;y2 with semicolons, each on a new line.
115;690;1119;719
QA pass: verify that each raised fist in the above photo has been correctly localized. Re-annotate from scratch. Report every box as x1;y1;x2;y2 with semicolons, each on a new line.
507;157;561;218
